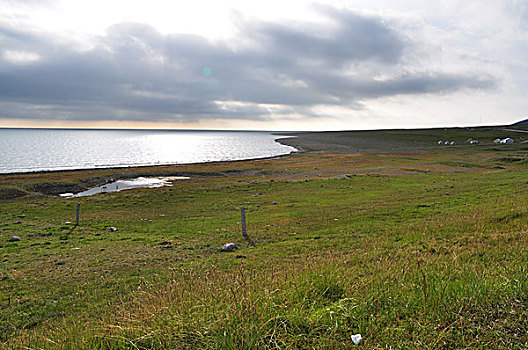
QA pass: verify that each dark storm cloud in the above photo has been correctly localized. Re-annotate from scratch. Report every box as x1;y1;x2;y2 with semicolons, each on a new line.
0;9;497;122
251;7;405;64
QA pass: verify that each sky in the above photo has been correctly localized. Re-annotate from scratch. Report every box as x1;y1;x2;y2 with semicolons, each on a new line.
0;0;527;131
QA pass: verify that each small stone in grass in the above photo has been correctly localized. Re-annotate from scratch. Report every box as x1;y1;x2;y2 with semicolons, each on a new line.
9;236;20;242
108;227;117;232
222;243;237;252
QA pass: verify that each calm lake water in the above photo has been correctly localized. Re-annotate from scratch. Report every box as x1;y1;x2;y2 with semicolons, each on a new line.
0;129;296;174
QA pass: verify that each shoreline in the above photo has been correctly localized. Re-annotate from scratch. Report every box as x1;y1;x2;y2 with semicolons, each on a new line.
0;141;303;177
0;130;301;177
2;123;524;177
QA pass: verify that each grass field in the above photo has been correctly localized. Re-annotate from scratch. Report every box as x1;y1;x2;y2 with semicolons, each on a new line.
1;126;527;348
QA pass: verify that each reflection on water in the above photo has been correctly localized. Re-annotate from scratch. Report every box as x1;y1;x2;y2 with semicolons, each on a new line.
60;176;189;197
0;129;296;173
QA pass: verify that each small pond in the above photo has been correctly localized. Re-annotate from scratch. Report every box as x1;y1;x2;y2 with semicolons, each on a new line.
60;176;189;197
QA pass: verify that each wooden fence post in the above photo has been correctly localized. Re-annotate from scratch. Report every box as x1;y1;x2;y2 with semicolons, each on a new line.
75;203;80;226
240;206;254;245
241;207;248;238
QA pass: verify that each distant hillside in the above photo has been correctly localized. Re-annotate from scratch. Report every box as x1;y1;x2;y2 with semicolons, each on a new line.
512;118;528;127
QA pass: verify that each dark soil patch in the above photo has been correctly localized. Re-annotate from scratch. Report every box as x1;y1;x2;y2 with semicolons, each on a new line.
0;187;28;199
24;182;86;195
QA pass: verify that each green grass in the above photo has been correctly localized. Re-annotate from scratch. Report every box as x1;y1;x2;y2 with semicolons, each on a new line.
1;140;528;348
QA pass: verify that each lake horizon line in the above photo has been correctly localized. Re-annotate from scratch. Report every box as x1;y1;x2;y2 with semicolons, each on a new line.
0;126;299;134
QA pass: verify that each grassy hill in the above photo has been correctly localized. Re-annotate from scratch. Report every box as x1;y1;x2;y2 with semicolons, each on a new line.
1;126;527;348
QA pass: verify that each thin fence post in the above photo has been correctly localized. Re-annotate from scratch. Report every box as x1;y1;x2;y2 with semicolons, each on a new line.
241;207;248;238
240;207;254;245
75;203;80;226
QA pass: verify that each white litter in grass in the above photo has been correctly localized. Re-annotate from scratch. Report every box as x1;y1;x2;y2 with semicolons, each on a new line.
351;334;362;345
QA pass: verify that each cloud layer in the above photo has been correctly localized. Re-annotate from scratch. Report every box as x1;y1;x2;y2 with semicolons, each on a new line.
0;8;498;124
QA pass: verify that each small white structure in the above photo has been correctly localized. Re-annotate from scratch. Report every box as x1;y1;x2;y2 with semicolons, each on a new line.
469;140;479;144
444;141;450;145
438;140;443;145
450;141;456;145
494;138;502;143
500;138;514;144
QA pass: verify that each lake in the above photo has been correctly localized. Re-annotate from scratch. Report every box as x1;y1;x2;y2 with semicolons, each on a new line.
0;128;296;174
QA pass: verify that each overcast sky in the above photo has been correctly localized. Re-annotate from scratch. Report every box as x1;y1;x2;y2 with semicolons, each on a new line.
0;0;527;130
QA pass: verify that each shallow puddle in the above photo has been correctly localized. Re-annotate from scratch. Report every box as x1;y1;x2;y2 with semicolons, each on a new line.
60;176;189;197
